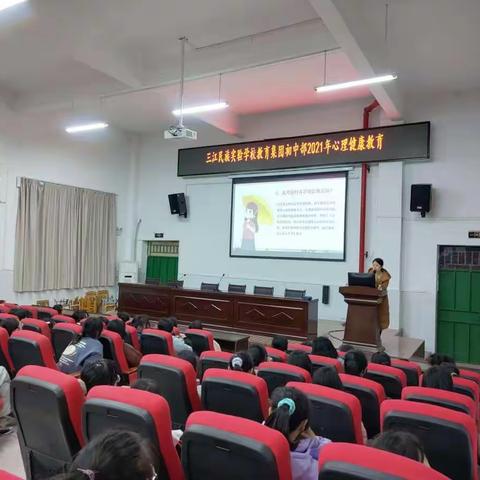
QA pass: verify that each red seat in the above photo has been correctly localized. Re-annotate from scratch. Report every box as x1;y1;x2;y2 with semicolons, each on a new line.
140;328;175;356
288;382;363;444
340;373;386;439
51;315;76;325
257;361;312;395
365;363;407;398
100;330;135;382
12;365;85;479
182;411;292;480
0;313;19;321
318;442;450;480
21;318;52;340
36;307;58;321
138;354;201;429
52;323;82;362
391;358;422;386
84;386;184;480
309;354;344;373
184;328;214;355
0;470;23;480
0;327;14;376
0;305;11;313
18;305;38;319
266;346;288;362
202;368;269;422
459;368;480;386
381;399;478;480
453;376;479;404
9;330;57;371
125;324;141;351
287;342;312;353
402;386;476;419
198;350;232;380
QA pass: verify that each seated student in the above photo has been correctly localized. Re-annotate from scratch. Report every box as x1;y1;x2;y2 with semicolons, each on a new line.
248;343;268;368
188;320;222;351
53;304;63;315
422;365;453;391
58;317;104;374
272;335;288;352
344;350;368;377
8;308;29;321
371;351;391;366
177;349;199;372
265;386;331;480
157;318;192;354
71;310;88;324
313;366;344;390
117;312;130;323
338;344;354;353
107;320;142;368
60;430;156;480
371;430;429;466
229;352;255;374
428;352;455;366
80;359;120;393
0;316;19;336
312;336;338;359
288;351;313;375
131;315;151;337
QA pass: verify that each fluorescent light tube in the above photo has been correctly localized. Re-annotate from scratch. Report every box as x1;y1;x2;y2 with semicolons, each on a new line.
172;102;229;116
315;74;397;93
65;122;109;134
0;0;28;13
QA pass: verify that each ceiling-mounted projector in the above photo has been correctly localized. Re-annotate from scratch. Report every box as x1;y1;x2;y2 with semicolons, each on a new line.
164;125;197;140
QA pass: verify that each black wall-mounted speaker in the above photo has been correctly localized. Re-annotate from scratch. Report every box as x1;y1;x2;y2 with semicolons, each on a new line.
410;184;431;217
168;193;187;218
322;285;330;305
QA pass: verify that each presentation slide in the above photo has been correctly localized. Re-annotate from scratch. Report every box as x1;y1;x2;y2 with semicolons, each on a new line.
230;172;347;261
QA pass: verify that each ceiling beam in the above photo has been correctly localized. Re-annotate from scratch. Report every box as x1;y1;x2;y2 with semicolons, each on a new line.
308;0;403;120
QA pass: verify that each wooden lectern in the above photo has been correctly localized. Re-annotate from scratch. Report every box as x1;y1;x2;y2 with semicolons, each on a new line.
339;286;387;350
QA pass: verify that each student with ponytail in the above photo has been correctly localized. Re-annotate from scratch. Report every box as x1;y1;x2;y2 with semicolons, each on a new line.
265;386;330;480
228;351;254;373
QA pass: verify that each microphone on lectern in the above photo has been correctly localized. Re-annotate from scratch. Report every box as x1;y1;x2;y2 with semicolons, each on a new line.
218;273;226;290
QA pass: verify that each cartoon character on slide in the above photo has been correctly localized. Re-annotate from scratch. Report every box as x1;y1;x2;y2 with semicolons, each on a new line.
241;202;258;250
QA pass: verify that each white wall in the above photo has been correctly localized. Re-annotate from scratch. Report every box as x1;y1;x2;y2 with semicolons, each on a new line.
0;123;135;304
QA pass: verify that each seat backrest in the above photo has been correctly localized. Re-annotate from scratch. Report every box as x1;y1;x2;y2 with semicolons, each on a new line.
140;328;175;356
19;305;38;319
459;368;480;386
288;382;363;444
0;327;14;376
365;363;407;399
84;386;184;480
12;365;85;479
202;368;269;422
318;442;450;480
284;289;306;298
0;313;19;321
391;359;422;386
198;350;232;380
339;373;386;439
257;361;312;395
228;283;246;293
182;411;292;480
453;376;480;404
36;307;59;317
253;285;274;296
125;324;141;351
381;399;478;480
52;323;82;362
138;354;201;429
22;318;52;340
402;386;476;418
9;330;57;371
200;282;219;292
266;346;288;362
51;315;76;325
185;328;214;355
100;330;130;374
309;354;344;374
287;342;312;353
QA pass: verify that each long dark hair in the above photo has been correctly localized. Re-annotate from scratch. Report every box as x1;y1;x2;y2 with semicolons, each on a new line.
312;336;338;358
344;350;367;376
265;386;310;450
313;366;344;391
229;351;254;373
422;365;453;391
72;317;103;345
245;202;259;232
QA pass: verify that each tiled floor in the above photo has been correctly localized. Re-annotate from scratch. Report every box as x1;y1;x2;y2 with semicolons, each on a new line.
0;429;25;478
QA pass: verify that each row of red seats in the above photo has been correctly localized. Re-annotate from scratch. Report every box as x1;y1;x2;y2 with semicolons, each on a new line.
6;364;470;480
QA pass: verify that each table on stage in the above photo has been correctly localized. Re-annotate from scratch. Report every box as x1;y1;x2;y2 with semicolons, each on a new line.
118;283;318;340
